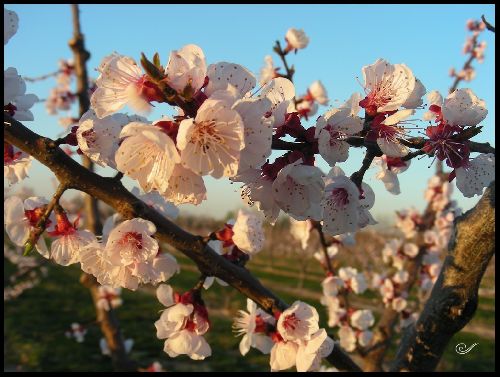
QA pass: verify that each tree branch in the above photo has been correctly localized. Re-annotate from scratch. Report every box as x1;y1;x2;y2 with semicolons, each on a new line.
481;15;495;33
390;181;495;371
4;113;362;372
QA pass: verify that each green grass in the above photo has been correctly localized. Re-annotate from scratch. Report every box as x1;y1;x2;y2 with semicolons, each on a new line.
4;249;495;372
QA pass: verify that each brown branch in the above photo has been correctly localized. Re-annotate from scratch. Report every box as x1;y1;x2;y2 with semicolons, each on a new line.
390;181;495;371
68;4;133;371
23;70;60;82
273;40;295;81
481;15;495;33
4;113;362;372
23;183;67;256
313;222;334;275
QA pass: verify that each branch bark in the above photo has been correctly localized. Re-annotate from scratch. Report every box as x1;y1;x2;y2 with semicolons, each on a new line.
390;181;495;371
68;4;134;371
4;114;361;372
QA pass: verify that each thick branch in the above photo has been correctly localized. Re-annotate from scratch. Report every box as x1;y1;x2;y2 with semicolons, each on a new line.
390;181;495;371
4;114;361;372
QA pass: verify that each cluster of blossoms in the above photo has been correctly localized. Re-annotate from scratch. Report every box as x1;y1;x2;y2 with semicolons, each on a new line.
320;267;373;352
449;18;487;82
421;89;494;197
4;8;37;186
3;193;180;291
45;59;76;117
234;299;334;371
417;175;462;295
65;322;87;343
96;285;123;311
154;284;211;360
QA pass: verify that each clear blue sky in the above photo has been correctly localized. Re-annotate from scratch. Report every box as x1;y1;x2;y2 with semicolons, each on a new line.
4;4;496;221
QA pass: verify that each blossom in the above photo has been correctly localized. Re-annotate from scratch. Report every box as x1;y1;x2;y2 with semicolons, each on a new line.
96;286;123;311
295;329;334;372
259;55;278;86
314;244;339;267
48;211;97;266
424;175;453;211
402;78;426;109
393;270;409;285
369;109;415;158
270;340;299;371
357;330;374;347
322;167;376;236
320;296;346;327
423;123;470;169
455;153;495;197
321;276;344;297
277;301;319;342
285;28;309;51
115;121;180;193
155;285;212;360
272;160;324;221
81;218;178;289
442;88;487;127
423;90;444;121
235;168;281;224
4;196;50;257
4;67;38;121
177;98;244;178
91;53;163;118
392;297;408;312
165;44;207;96
233;298;275;356
205;62;256;99
373;155;411;195
4;142;32;185
65;323;87;343
350;310;374;331
4;7;18;45
233;95;274;172
315;93;363;167
258;77;295;128
289;218;313;250
307;81;329;105
359;58;416;116
338;325;357;352
338;267;367;294
77;110;146;169
160;164;207;205
232;210;265;256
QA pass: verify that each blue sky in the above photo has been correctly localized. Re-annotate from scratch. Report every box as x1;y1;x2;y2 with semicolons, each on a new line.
4;4;496;221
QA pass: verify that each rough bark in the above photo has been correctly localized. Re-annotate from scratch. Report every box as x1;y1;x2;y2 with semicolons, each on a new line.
390;181;495;371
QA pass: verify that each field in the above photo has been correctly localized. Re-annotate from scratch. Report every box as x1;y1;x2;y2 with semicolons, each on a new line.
4;221;495;372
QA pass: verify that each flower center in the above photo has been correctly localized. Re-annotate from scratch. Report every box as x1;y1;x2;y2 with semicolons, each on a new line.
81;128;97;148
330;187;349;207
192;120;224;153
119;231;143;249
282;313;300;331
